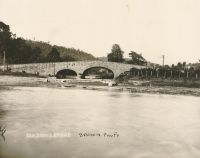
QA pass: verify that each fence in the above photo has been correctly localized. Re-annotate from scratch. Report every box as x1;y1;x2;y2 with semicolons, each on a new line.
126;68;200;80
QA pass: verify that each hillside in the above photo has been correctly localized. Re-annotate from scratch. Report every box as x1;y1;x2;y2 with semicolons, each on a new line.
0;21;96;64
25;40;96;61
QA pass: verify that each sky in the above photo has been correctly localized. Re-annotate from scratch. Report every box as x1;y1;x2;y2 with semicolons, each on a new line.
0;0;200;65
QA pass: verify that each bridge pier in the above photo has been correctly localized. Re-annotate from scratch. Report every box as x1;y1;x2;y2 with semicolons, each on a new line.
76;74;82;79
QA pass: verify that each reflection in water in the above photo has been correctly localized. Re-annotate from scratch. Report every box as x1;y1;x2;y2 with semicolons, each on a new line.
0;87;200;158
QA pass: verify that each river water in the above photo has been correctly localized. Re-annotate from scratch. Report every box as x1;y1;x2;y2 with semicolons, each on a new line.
0;86;200;158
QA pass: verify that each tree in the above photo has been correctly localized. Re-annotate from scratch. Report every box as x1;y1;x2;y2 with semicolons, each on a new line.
47;47;61;62
6;38;37;64
28;47;42;63
129;51;146;65
0;22;37;64
182;62;186;70
176;62;182;70
0;21;12;60
107;44;124;62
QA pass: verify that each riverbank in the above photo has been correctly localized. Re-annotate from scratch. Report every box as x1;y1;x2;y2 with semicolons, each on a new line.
118;78;200;88
0;75;200;97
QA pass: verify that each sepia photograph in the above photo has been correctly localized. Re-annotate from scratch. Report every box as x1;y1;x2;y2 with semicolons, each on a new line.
0;0;200;158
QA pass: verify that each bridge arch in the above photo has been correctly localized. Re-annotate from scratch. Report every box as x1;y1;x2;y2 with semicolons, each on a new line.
82;66;114;79
56;69;77;79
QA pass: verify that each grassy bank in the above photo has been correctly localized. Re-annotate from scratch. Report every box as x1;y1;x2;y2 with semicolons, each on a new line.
117;77;200;88
0;75;200;96
0;71;44;78
150;80;200;88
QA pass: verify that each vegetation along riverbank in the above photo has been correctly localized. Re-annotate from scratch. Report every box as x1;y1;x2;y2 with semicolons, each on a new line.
0;75;200;97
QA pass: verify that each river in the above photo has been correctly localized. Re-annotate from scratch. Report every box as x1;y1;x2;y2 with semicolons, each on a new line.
0;86;200;158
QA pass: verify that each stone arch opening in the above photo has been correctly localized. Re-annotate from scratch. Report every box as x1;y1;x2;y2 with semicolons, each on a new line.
82;67;114;79
56;69;77;79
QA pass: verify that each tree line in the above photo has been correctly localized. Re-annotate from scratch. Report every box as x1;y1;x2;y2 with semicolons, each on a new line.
107;44;147;65
0;21;95;65
107;44;200;75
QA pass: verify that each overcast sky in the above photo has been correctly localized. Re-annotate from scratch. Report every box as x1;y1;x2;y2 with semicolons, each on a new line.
0;0;200;65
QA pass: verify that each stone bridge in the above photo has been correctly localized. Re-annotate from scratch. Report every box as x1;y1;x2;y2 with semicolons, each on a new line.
0;61;147;79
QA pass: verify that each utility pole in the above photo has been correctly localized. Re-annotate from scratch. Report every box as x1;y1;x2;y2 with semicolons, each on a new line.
162;55;165;67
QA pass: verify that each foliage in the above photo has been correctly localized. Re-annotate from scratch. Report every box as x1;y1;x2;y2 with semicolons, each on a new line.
128;51;147;65
25;40;96;62
0;22;12;58
0;21;96;64
107;44;124;62
47;47;60;62
5;38;42;64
